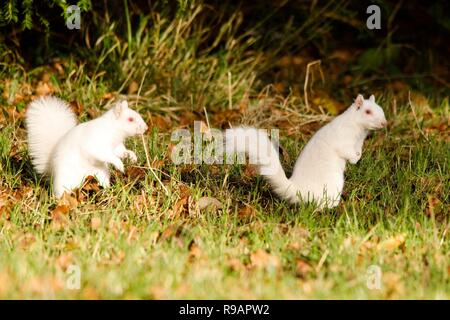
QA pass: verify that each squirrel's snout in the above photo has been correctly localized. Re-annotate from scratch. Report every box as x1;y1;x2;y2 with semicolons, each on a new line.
141;123;149;133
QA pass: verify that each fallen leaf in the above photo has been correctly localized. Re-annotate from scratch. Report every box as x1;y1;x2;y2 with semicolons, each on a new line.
35;81;55;96
295;259;313;278
51;205;70;229
377;234;406;252
227;258;246;272
58;192;79;209
196;196;222;212
17;232;36;249
80;175;100;192
90;217;101;230
250;249;280;270
238;205;257;219
243;164;257;179
133;192;150;212
148;114;172;132
383;272;404;298
188;241;203;262
425;194;441;217
127;81;139;95
69;100;83;115
82;287;100;299
126;166;146;180
56;253;73;271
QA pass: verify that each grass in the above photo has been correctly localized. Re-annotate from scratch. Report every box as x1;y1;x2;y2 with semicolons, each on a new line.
0;2;449;299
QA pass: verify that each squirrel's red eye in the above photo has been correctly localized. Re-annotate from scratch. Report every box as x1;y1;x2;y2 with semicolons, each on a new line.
365;109;372;115
128;117;134;122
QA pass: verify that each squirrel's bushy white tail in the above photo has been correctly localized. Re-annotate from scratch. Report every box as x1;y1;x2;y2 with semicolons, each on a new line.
225;127;297;201
26;96;77;174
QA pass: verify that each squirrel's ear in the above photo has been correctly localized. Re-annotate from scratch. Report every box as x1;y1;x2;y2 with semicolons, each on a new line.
355;94;364;110
369;94;375;102
113;102;125;118
121;100;129;109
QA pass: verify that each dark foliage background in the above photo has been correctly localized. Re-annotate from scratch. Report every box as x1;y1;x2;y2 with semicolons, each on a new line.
1;0;449;97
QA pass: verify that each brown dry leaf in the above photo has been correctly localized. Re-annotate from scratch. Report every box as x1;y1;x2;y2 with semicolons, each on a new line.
126;225;139;244
86;107;100;119
81;175;100;192
104;250;126;265
82;287;100;300
425;194;441;217
69;100;83;116
329;49;352;61
158;225;181;243
250;249;280;270
295;259;313;278
126;166;147;181
276;55;303;67
13;186;33;200
58;191;79;209
0;190;13;217
148;114;172;132
151;159;165;169
388;80;409;92
35;81;55;96
0;273;10;296
65;240;79;251
238;205;257;219
53;60;65;75
227;257;246;272
243;164;257;179
179;111;197;126
171;195;191;218
25;276;64;294
188;241;203;262
377;234;406;252
289;226;310;239
343;75;353;85
196;196;222;212
410;91;432;113
166;143;176;160
17;232;36;249
383;272;404;298
51;205;70;229
212;109;244;126
273;82;285;94
287;241;301;250
91;217;102;230
127;81;139;95
133;192;150;212
108;219;120;237
102;92;115;100
56;253;73;271
179;184;192;199
149;284;167;299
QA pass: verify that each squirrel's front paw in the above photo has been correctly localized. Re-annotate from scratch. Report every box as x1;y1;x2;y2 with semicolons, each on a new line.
111;159;125;173
349;151;361;164
124;150;138;162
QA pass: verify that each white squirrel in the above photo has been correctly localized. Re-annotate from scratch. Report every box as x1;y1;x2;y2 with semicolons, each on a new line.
225;94;387;208
26;96;148;197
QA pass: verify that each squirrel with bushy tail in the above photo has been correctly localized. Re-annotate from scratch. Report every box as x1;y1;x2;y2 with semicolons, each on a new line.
225;94;387;209
26;96;148;197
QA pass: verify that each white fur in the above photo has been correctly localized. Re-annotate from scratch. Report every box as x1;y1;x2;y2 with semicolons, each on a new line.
25;96;148;197
225;94;387;209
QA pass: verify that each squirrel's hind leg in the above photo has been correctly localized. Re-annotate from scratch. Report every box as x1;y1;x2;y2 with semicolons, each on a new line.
52;170;84;198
